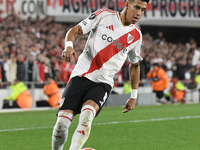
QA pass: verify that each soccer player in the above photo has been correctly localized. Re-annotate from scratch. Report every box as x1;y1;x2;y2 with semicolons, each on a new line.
52;0;149;149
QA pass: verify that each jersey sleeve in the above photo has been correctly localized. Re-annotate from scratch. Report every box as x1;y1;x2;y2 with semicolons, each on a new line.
78;9;104;34
127;34;143;64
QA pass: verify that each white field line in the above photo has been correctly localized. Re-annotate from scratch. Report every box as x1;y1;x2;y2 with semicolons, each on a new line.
0;115;200;132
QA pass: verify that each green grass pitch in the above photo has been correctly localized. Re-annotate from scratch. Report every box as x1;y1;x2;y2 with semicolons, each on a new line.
0;103;200;150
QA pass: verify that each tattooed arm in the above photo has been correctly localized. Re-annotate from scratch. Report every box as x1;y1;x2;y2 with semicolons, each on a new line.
129;62;140;89
122;62;140;113
62;25;83;62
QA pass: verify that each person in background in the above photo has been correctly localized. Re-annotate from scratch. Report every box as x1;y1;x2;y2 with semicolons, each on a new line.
147;63;169;103
36;74;60;108
50;56;57;80
2;54;9;82
36;54;45;87
61;60;75;82
155;31;165;46
167;63;178;80
2;79;32;109
43;57;52;80
123;80;132;94
0;10;3;23
168;78;186;103
24;53;40;88
16;53;25;81
9;54;17;82
0;58;7;89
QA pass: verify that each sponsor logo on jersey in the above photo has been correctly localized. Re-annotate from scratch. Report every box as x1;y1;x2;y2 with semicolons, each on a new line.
89;13;96;20
102;34;127;53
127;33;135;44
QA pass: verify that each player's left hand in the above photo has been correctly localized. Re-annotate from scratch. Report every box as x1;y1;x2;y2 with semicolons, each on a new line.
122;98;136;113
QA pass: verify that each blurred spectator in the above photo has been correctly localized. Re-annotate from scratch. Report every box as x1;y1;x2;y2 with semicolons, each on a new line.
0;59;7;88
176;58;187;80
54;56;62;80
114;69;124;87
16;53;25;81
147;63;169;103
140;55;151;81
165;56;176;78
9;54;17;82
166;78;186;103
167;63;178;80
186;66;199;90
155;31;165;46
30;44;40;58
2;54;9;83
36;54;45;82
0;11;3;24
61;60;75;82
43;57;52;80
55;70;62;82
24;54;40;88
2;79;32;109
143;56;151;76
160;58;168;71
36;74;60;108
191;48;200;67
194;72;200;90
123;80;131;94
50;56;57;80
0;7;200;89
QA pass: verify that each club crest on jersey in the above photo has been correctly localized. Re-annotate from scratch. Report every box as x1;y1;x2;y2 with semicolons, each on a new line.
127;33;135;44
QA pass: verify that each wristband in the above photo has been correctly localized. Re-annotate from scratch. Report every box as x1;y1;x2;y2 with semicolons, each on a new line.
130;89;138;99
65;41;73;49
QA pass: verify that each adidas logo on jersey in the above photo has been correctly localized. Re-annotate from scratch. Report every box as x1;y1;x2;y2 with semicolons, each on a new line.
106;25;114;31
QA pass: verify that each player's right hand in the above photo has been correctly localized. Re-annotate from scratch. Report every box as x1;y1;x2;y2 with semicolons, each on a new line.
62;47;77;62
122;98;136;113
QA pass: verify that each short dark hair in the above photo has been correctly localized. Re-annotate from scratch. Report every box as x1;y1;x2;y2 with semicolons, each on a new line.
128;0;150;3
153;63;159;67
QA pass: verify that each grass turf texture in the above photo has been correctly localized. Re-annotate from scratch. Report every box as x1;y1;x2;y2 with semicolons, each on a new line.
0;104;200;150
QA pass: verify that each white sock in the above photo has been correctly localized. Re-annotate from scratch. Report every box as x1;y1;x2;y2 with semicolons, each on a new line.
52;111;74;150
69;105;96;150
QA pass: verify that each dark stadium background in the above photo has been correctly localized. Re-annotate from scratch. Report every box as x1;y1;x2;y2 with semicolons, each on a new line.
141;25;200;46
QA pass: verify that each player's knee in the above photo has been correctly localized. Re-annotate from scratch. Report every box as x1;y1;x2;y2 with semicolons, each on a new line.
55;111;74;131
79;105;96;126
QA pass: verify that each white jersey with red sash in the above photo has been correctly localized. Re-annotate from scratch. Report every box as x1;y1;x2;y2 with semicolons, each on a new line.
70;8;143;87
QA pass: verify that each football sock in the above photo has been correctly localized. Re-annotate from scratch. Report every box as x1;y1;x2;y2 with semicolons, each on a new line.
69;105;96;150
52;111;74;150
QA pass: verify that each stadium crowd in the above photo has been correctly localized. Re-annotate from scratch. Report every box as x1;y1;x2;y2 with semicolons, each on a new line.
0;8;199;91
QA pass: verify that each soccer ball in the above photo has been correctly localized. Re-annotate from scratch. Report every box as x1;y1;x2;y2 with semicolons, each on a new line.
81;148;95;150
